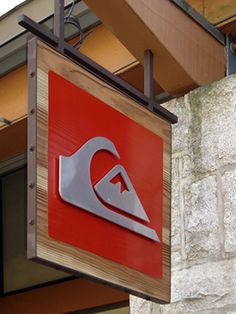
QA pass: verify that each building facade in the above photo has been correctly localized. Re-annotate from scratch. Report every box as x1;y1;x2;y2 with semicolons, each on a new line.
1;1;236;313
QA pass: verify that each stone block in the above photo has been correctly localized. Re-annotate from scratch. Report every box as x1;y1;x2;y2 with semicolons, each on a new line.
184;176;220;260
222;169;236;252
188;75;236;173
130;295;155;314
182;153;194;179
163;96;192;154
171;258;236;306
130;259;236;313
171;156;181;248
171;251;182;268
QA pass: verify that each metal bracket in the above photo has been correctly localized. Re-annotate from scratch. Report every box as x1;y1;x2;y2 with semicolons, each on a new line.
226;34;236;76
54;0;65;52
144;50;154;111
0;116;11;125
18;0;177;124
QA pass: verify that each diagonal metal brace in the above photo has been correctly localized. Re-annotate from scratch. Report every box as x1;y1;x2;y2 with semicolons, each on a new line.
18;15;58;47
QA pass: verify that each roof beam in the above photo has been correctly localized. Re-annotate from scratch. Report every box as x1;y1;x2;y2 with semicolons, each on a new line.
84;0;226;96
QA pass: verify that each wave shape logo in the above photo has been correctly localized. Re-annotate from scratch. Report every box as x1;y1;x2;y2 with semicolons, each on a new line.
59;136;159;242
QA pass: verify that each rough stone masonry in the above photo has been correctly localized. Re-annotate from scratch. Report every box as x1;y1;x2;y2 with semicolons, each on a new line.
130;74;236;314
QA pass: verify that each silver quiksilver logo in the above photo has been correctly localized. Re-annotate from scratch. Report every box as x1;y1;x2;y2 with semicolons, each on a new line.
59;136;159;242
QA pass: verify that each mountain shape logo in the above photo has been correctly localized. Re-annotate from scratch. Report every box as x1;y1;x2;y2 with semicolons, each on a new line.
95;165;149;222
59;136;159;242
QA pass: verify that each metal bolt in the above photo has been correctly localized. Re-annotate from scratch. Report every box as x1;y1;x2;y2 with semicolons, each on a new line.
30;108;35;115
29;183;35;189
29;219;35;226
230;43;236;55
30;71;35;78
29;146;35;152
0;116;11;125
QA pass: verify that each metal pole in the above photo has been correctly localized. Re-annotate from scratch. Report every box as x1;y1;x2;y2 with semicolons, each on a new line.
54;0;65;52
144;50;154;110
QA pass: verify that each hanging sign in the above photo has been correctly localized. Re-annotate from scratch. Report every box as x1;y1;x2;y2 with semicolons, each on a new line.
27;39;172;303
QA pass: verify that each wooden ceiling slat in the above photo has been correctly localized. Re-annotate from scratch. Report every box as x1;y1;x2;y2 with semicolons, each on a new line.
188;0;236;28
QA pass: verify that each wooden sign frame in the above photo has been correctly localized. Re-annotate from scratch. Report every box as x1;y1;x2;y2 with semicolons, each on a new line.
28;38;171;303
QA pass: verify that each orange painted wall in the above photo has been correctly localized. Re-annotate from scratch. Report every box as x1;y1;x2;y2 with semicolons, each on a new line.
0;66;27;127
0;279;127;314
0;24;136;132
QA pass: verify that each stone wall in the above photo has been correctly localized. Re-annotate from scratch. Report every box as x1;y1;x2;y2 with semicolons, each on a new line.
130;75;236;314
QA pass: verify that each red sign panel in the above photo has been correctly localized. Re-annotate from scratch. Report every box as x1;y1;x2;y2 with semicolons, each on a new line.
48;71;163;279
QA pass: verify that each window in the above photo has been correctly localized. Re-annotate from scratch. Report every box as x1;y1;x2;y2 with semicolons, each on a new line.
0;158;70;295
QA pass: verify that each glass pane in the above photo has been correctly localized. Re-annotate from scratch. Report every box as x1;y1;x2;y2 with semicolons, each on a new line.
1;167;70;293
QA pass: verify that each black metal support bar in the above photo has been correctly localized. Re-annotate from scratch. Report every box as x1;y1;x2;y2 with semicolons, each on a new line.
18;14;177;124
144;50;154;111
172;0;225;45
27;37;37;260
18;15;58;47
64;42;177;123
54;0;65;52
226;34;236;76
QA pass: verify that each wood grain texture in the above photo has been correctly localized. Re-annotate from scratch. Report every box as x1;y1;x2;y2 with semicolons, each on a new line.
188;0;236;28
84;0;225;95
33;40;171;302
0;118;26;162
203;0;236;25
187;0;204;15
